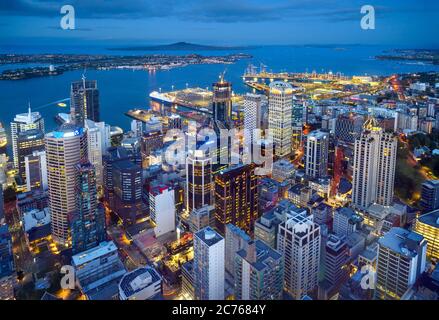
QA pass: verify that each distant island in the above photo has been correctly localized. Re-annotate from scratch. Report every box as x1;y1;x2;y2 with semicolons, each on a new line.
376;49;439;65
109;42;257;51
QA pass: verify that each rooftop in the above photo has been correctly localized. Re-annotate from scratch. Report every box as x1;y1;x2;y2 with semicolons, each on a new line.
72;241;118;266
418;209;439;228
236;240;282;272
119;266;161;298
378;227;425;258
195;226;223;247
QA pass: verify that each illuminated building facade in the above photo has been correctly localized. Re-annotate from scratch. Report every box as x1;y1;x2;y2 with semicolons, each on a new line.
352;118;397;209
305;130;329;179
214;164;259;236
45;124;88;246
193;227;225;300
11;106;45;168
375;228;426;300
186;149;212;213
17;129;45;189
71;161;106;255
277;211;320;300
212;76;232;128
413;209;439;260
268;82;293;158
243;93;262;156
70;78;100;125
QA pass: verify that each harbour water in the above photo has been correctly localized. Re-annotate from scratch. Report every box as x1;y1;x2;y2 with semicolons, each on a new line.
0;44;438;140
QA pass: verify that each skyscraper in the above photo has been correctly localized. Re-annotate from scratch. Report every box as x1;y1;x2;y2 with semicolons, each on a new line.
305;130;329;179
212;75;232;128
186;149;212;213
70;76;100;125
243;93;262;156
193;227;225;300
375;228;427;300
17;129;45;188
277;212;321;300
291;99;304;152
84;119;106;186
268;81;293;158
214;164;259;236
352;118;397;209
71;161;106;255
45;124;88;246
235;240;284;300
10;106;45;168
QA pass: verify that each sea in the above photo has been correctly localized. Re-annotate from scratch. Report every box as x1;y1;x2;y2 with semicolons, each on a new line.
1;44;439;154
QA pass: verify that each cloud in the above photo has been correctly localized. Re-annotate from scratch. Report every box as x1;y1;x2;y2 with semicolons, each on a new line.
0;0;397;23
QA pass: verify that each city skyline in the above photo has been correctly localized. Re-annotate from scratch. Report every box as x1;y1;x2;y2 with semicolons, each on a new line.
1;0;439;306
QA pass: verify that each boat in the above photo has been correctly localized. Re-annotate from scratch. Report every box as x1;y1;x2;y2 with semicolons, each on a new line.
0;123;7;149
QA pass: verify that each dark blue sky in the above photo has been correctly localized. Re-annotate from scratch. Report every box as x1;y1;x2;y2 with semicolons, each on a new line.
0;0;438;47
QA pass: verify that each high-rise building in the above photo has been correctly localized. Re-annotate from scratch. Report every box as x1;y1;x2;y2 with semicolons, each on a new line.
224;224;251;278
268;81;293;158
212;75;232;128
84;119;106;186
71;161;106;255
149;185;176;237
305;130;329;179
70;77;100;125
235;240;284;300
335;113;364;145
375;228;427;300
45;124;88;246
17;129;45;188
112;158;143;225
0;224;15;300
324;234;349;288
420;180;439;212
277;212;321;300
186;149;212;213
291;100;304;152
243;93;262;156
10;106;45;168
413;209;439;260
24;150;47;191
193;227;225;300
352;118;397;209
214;164;259;236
